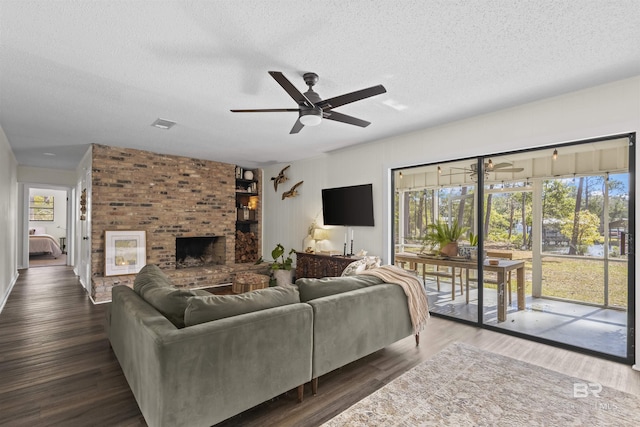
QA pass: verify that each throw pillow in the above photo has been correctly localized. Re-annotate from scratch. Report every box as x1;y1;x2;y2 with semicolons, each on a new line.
133;264;173;295
296;275;384;302
341;256;382;276
132;264;194;328
184;286;300;327
142;285;196;328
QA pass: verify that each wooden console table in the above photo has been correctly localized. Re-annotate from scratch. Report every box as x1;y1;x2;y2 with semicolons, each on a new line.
295;252;359;279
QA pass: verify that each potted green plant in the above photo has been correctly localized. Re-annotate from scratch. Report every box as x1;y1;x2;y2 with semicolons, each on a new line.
459;231;479;259
270;243;296;286
422;219;468;257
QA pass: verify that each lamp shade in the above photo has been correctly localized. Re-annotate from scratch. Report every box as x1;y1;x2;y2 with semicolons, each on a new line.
312;228;330;241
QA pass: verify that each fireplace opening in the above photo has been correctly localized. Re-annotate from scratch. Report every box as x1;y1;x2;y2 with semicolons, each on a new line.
176;236;225;269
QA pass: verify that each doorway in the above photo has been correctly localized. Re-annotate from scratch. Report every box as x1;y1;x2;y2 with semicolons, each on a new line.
23;184;72;269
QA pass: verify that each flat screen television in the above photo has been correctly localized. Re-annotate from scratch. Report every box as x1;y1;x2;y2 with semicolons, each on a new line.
321;184;374;226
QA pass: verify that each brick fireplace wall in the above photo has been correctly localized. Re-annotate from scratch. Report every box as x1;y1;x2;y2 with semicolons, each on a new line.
90;144;265;302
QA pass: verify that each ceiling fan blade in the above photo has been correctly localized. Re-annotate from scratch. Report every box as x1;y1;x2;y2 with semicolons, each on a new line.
317;85;387;110
441;172;468;177
290;119;304;134
230;108;300;112
493;168;524;173
323;111;370;127
492;162;513;169
268;71;314;107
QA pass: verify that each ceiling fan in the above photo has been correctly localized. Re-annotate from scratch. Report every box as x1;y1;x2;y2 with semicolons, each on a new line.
444;160;524;180
230;71;387;134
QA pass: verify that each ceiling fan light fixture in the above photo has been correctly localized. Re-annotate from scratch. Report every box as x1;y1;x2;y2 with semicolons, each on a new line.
299;109;322;126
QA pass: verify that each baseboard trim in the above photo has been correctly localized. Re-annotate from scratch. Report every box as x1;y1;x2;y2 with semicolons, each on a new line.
0;271;20;315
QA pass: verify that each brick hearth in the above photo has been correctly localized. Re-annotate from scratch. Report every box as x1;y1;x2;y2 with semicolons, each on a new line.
90;144;265;302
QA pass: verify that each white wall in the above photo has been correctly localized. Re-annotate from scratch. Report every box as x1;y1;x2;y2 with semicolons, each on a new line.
262;75;640;362
17;166;77;187
0;126;18;313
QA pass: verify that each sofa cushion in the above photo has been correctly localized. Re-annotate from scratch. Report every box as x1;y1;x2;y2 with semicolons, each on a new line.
184;286;300;327
141;286;195;328
132;264;195;328
296;275;384;302
133;264;173;295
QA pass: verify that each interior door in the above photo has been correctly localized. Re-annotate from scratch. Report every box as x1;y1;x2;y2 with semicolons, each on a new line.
79;170;91;292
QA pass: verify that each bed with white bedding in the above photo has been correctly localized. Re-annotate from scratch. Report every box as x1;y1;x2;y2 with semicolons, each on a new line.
29;228;63;258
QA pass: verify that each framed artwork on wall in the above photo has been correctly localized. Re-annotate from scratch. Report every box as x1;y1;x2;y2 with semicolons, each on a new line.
104;230;146;276
29;195;54;221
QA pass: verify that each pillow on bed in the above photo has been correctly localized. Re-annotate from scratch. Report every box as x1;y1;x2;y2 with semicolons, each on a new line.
31;226;46;235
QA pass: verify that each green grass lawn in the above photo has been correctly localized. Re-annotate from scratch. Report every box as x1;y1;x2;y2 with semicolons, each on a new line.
537;256;628;308
494;251;628;309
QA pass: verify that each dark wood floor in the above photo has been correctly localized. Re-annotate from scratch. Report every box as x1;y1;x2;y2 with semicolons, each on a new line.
1;266;639;426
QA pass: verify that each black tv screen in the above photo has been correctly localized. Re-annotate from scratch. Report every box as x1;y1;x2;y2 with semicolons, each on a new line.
322;184;375;226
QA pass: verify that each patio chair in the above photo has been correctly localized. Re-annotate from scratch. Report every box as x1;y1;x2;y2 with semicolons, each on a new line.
485;250;513;304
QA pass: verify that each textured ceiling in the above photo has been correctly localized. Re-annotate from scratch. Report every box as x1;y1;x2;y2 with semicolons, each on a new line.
1;0;639;170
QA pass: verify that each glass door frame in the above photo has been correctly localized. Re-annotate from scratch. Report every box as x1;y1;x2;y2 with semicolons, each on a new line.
391;132;635;365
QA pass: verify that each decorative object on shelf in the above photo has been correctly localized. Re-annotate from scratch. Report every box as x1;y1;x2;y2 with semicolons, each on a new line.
282;181;303;199
79;188;87;220
104;230;146;276
458;232;479;260
271;165;290;191
243;170;254;180
270;243;296;286
303;234;315;253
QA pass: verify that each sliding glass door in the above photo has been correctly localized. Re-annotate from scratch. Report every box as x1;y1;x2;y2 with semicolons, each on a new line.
394;160;478;322
392;134;634;363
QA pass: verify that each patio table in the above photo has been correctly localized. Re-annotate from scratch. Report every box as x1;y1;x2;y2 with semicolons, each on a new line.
395;252;525;322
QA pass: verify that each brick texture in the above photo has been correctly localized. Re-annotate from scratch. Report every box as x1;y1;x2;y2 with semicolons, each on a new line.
90;144;265;302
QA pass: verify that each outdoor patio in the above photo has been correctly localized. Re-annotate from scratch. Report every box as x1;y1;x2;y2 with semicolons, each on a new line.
423;275;628;358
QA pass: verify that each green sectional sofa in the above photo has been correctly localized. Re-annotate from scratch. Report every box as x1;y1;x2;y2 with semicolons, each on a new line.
106;265;416;427
296;275;415;393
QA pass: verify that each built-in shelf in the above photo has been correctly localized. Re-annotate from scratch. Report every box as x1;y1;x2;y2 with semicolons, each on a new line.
235;166;260;263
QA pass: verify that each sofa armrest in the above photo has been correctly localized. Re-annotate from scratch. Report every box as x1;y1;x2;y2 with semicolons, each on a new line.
109;286;313;427
307;283;413;379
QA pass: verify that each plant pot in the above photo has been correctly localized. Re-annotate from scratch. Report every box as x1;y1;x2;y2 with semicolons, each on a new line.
440;242;459;257
272;269;295;286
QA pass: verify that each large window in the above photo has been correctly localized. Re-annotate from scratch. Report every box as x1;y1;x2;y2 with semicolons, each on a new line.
392;135;634;363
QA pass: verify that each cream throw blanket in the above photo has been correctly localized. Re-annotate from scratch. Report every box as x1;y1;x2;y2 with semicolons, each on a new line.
358;265;429;334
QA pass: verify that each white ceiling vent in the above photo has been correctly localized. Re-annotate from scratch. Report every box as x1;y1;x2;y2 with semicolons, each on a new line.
151;118;176;130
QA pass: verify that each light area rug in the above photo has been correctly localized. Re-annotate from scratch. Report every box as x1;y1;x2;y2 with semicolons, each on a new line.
322;342;640;426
